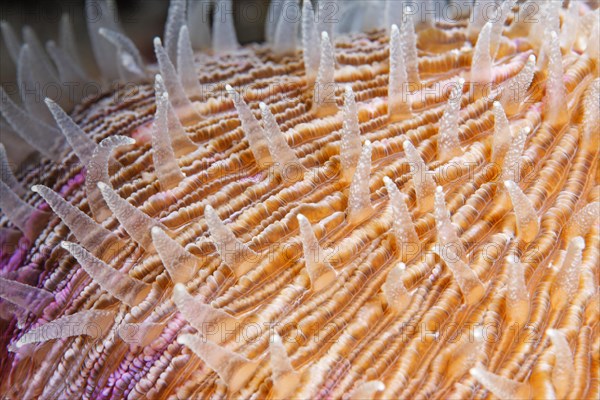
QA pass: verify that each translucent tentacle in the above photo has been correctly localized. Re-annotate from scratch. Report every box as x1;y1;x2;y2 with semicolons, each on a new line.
349;381;385;400
297;213;337;292
0;143;25;196
152;92;185;190
0;180;49;241
566;202;599;237
317;0;337;39
153;37;198;115
435;246;485;306
22;26;58;82
388;24;412;120
505;258;530;326
534;3;560;68
444;326;487;381
178;333;259;393
97;181;166;251
0;87;65;160
470;366;530;399
164;0;186;65
269;330;301;398
582;79;599;144
340;86;361;183
302;0;320;83
225;85;271;166
491;101;511;164
312;31;338;117
587;17;599;60
467;0;494;39
212;0;239;53
543;31;569;126
551;236;585;307
259;102;306;180
546;329;574;399
204;204;258;276
154;74;198;155
382;263;412;312
403;140;436;212
99;28;146;80
434;186;464;257
187;0;211;50
265;0;284;43
17;45;56;125
273;0;300;56
85;0;122;82
45;41;89;86
172;283;238;343
61;241;151;307
560;1;579;52
0;276;53;315
85;135;135;222
384;176;419;256
45;98;97;166
501;127;529;183
504;180;539;243
498;54;536;115
58;13;81;66
16;310;115;347
32;184;114;254
151;227;200;284
438;78;464;162
401;14;419;83
0;21;21;63
490;0;515;57
347;140;374;225
177;25;203;98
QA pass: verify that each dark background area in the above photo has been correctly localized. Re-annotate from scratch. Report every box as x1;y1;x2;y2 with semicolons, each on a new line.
0;0;270;85
0;0;270;165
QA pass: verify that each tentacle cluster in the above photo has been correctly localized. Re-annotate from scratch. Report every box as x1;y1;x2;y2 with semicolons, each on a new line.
0;1;599;399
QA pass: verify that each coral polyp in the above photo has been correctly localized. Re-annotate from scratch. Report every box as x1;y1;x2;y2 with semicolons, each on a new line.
1;1;599;399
